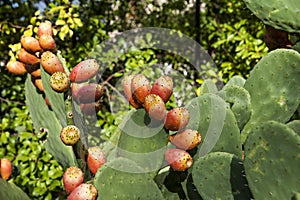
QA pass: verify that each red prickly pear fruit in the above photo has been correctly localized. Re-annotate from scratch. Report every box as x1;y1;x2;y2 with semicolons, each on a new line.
69;59;99;83
0;158;12;180
60;125;80;146
44;96;51;107
87;146;106;174
67;183;97;200
144;94;167;121
71;82;87;100
39;34;56;51
164;107;190;131
151;75;173;103
17;48;40;65
31;75;44;92
122;75;142;108
169;129;201;150
80;102;101;116
6;61;27;75
41;51;65;75
75;83;103;104
20;36;42;53
38;21;53;37
63;166;84;194
165;148;193;171
131;74;151;105
50;72;70;93
25;64;41;78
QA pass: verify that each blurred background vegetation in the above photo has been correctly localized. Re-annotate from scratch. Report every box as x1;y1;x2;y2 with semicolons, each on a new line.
0;0;268;199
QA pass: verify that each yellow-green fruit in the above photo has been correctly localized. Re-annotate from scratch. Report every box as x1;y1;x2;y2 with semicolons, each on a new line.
50;72;70;93
60;125;80;146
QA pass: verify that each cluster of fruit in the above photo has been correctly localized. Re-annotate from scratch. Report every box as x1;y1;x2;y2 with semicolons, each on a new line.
122;74;202;171
0;158;12;180
60;125;106;199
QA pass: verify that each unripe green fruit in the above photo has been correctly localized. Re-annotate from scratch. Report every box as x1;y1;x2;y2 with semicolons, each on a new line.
60;125;80;146
50;72;70;93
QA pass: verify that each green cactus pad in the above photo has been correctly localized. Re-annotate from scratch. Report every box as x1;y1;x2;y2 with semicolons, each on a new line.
292;193;300;200
223;75;246;89
25;76;76;167
94;157;164;200
244;121;300;199
243;49;300;142
287;120;300;136
186;93;242;159
192;152;252;200
117;109;168;174
200;79;218;95
243;0;300;33
219;85;251;130
0;179;31;200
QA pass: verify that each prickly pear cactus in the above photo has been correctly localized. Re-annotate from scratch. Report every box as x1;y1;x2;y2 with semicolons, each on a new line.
242;49;300;142
94;157;164;200
244;121;300;199
192;152;252;200
0;179;31;200
243;0;300;33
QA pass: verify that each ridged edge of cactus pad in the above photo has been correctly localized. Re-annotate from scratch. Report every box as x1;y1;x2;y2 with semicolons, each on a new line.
0;179;31;200
243;0;300;33
244;121;300;199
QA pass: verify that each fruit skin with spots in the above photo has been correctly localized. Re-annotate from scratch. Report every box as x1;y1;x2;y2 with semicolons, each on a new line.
69;59;99;83
63;166;84;194
0;158;12;180
38;21;53;37
144;94;167;121
164;107;190;131
50;72;70;93
17;48;40;65
151;75;173;103
67;183;97;200
21;36;42;53
122;75;142;108
60;125;80;146
39;34;56;51
41;51;65;75
169;129;201;150
131;74;151;105
6;60;27;75
87;146;106;174
165;148;193;171
74;83;103;104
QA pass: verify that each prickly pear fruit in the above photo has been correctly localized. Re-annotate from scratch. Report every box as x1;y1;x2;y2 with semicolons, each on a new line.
6;60;27;75
151;75;173;103
80;102;101;116
169;129;201;150
17;48;40;65
164;107;190;131
63;166;84;194
131;74;151;105
31;76;44;92
144;94;167;121
41;51;65;75
67;183;97;200
25;64;41;77
60;125;80;146
69;59;99;83
122;75;142;108
87;146;106;174
50;72;70;93
39;34;56;51
0;158;12;180
38;21;53;37
21;36;42;53
74;83;103;104
165;148;193;171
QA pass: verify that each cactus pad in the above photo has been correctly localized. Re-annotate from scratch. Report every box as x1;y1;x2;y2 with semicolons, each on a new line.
243;49;300;142
287;120;300;136
199;79;218;95
192;152;252;200
0;179;31;200
243;0;300;33
244;121;300;199
94;157;164;200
